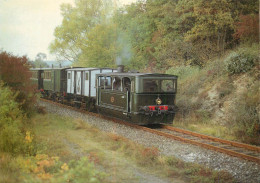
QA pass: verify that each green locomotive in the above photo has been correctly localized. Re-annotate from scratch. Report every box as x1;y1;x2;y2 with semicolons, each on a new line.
96;68;178;125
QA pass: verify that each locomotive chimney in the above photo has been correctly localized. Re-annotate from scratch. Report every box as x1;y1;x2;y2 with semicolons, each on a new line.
117;65;124;73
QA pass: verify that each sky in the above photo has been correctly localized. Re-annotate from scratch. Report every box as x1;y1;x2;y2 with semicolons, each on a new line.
0;0;136;61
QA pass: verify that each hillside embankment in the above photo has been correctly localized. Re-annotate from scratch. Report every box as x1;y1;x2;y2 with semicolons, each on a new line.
167;44;259;145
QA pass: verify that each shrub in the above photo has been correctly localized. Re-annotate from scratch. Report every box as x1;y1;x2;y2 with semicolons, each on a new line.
225;45;258;74
54;157;106;183
0;51;36;114
0;83;35;155
228;83;260;144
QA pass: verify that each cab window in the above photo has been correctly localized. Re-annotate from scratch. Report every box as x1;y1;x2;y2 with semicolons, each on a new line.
122;77;131;91
105;76;112;89
112;77;122;91
161;80;174;92
143;79;159;92
142;79;177;93
98;76;105;89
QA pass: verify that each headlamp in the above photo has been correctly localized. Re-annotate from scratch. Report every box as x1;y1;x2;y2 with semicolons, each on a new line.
156;98;162;105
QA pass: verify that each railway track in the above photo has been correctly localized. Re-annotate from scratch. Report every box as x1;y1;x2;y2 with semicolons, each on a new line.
40;98;260;164
153;125;260;163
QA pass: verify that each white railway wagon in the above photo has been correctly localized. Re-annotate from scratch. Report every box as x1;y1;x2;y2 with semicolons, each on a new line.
66;68;116;97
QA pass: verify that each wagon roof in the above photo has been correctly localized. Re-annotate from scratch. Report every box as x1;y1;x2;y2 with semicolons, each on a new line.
96;72;178;78
66;67;115;71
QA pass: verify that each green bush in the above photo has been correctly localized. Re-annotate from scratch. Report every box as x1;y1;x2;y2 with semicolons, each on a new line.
0;83;34;155
225;45;258;74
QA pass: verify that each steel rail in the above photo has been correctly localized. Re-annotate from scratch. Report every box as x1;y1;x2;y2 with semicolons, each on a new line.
162;125;260;153
157;125;260;164
39;98;260;164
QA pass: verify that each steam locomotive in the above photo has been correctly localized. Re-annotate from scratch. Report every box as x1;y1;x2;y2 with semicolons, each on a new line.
30;65;178;125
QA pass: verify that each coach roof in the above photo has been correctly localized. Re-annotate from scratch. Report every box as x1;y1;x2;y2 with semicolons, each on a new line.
30;67;70;71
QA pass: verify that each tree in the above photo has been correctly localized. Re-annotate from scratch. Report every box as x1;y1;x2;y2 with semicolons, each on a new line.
114;1;156;70
49;0;113;63
145;0;179;70
187;0;233;58
33;52;49;68
36;52;47;61
50;0;258;71
233;14;259;43
76;23;117;67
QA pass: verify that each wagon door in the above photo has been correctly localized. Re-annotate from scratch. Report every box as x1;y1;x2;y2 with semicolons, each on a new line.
71;71;75;94
90;70;100;97
76;71;82;95
67;71;72;93
38;70;43;89
84;71;89;97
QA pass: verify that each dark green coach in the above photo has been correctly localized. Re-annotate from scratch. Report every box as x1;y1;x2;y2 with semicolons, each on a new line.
30;68;68;99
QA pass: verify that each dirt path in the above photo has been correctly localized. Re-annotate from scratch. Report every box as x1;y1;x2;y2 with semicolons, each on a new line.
60;130;184;183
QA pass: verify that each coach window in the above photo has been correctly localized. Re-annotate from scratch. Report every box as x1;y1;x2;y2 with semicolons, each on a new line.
44;71;51;80
122;77;131;91
112;77;122;91
44;72;47;79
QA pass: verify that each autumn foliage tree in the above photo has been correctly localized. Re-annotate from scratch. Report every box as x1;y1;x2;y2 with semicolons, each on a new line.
51;0;259;70
0;51;36;114
233;14;259;43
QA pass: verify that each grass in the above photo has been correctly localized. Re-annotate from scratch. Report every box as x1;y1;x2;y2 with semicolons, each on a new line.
0;113;234;183
173;118;236;141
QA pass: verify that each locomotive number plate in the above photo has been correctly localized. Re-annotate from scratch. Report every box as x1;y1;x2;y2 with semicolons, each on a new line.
110;96;115;103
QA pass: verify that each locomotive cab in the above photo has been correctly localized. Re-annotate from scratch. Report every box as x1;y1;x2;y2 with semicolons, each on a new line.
96;72;178;125
132;75;178;124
